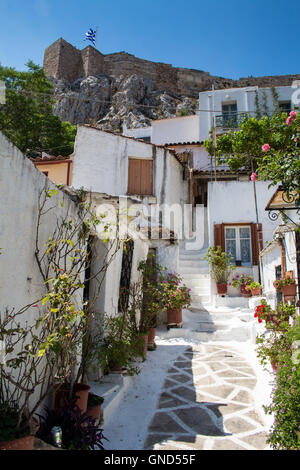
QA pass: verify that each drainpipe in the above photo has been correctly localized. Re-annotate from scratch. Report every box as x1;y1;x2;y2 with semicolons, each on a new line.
189;168;194;236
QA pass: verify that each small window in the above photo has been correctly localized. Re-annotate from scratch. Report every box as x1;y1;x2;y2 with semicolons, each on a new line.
128;158;153;196
279;101;291;114
225;226;252;265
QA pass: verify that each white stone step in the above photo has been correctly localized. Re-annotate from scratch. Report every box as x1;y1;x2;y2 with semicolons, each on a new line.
178;266;209;274
182;280;210;289
181;273;210;280
179;259;208;267
192;285;211;294
191;294;211;304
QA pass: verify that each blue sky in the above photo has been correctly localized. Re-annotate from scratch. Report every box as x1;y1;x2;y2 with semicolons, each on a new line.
0;0;299;79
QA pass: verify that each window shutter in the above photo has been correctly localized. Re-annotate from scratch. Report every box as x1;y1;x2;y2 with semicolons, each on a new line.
214;224;225;251
251;223;263;265
128;158;153;195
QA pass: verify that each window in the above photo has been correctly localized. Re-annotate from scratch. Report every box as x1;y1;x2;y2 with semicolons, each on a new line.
279;101;291;114
225;226;252;265
128;158;153;196
214;223;262;266
222;102;238;127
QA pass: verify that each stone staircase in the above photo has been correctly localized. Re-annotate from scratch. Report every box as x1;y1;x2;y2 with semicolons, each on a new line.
178;246;211;309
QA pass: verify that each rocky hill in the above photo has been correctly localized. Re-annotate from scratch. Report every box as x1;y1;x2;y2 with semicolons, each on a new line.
45;39;300;132
51;74;198;132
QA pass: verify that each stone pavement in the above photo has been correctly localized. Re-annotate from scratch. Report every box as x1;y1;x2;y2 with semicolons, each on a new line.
144;343;269;450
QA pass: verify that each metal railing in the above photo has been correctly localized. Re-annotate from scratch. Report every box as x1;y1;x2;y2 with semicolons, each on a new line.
215;112;250;129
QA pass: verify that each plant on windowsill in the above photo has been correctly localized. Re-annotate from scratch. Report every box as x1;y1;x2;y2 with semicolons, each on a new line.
246;281;262;296
203;246;236;295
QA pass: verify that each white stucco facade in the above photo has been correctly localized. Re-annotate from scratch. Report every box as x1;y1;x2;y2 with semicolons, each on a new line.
151;115;200;145
199;85;297;141
0;131;83;409
72;125;189;238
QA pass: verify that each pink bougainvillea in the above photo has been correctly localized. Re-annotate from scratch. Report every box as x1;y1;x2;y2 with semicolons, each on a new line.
251;172;257;181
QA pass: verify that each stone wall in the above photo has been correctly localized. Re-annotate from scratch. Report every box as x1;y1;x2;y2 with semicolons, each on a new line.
43;38;300;98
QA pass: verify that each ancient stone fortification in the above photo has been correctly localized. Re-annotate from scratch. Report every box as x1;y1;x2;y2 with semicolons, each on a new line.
44;38;300;98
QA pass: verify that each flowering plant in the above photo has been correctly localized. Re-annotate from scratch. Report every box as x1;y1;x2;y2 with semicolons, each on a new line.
273;277;296;290
162;273;191;310
254;299;273;323
231;273;254;288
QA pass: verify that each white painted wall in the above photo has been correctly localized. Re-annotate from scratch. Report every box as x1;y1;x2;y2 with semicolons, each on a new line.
72;126;188;238
0;131;82;409
260;241;281;309
151;115;200;145
207;180;279;288
123;125;152;141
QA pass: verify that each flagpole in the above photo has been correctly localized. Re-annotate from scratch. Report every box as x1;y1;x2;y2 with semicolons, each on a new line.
95;27;98;48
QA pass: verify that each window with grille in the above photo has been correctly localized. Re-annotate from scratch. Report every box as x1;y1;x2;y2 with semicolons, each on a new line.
128;158;153;196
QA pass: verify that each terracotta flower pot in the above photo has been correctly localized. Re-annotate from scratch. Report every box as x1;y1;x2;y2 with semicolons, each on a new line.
147;327;157;350
86;393;103;423
73;383;91;413
140;334;148;359
251;287;261;296
241;285;251;297
0;434;34;450
167;308;183;324
282;284;296;297
216;283;227;295
54;384;71;409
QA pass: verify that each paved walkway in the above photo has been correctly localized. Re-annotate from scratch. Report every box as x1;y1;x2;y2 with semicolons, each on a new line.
144;343;269;450
100;307;273;451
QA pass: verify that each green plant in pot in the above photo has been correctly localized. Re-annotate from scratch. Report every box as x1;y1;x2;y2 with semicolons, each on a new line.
137;256;169;350
246;281;262;296
86;393;104;424
203;246;236;295
161;273;191;326
0;402;34;450
98;313;140;375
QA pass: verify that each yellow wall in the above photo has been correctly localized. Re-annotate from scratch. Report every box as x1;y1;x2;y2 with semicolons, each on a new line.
35;161;72;186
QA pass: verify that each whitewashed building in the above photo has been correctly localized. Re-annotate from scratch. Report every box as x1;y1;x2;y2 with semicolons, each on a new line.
71;125;190;318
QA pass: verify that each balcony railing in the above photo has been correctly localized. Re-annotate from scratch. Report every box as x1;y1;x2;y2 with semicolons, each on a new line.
215;112;250;129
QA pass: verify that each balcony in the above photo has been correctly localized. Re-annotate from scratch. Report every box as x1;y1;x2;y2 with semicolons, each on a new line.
215;112;250;129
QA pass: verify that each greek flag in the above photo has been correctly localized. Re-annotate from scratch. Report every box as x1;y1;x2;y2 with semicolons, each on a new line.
85;28;96;46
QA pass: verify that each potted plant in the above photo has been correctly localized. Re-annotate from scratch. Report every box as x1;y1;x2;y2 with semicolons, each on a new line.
203;246;236;295
0;403;35;450
274;277;297;297
137;257;169;350
86;393;104;424
246;281;262;296
231;273;254;297
37;403;107;450
162;273;191;325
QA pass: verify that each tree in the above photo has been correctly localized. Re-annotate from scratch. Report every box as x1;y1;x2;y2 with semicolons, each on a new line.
0;61;76;157
205;112;300;206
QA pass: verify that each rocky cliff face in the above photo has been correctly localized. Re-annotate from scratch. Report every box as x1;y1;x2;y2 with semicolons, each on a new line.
51;73;198;132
